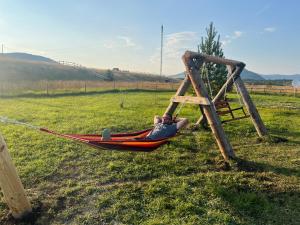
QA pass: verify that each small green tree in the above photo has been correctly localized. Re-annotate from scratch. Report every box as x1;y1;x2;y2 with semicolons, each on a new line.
198;22;227;96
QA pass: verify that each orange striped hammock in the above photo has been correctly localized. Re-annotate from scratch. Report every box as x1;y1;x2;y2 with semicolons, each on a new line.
40;128;174;152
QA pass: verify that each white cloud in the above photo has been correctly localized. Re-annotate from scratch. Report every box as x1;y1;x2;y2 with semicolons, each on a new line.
233;31;243;38
149;31;199;75
103;36;137;49
103;40;116;49
222;30;243;46
117;36;136;47
150;31;198;63
256;4;271;16
264;27;276;32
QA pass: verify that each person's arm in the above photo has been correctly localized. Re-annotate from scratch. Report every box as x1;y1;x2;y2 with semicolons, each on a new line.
174;117;189;130
153;115;162;125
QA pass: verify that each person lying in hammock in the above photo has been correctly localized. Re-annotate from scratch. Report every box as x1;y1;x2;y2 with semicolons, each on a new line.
145;114;188;140
101;114;188;141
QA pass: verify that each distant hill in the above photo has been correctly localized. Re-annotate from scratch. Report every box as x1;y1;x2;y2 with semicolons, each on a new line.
169;69;265;81
262;74;300;80
3;52;57;63
169;72;185;79
241;69;265;80
0;53;175;82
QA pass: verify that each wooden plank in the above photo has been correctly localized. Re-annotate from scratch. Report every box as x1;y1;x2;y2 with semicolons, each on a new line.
171;96;210;105
221;115;250;123
0;134;32;219
217;106;244;115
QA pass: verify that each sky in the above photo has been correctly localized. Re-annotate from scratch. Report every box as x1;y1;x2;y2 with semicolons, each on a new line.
1;0;300;75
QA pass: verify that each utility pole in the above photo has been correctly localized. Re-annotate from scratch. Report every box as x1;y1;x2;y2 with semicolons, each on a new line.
160;25;163;76
1;44;3;55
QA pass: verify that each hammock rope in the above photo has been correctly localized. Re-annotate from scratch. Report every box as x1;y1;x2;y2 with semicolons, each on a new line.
0;116;41;130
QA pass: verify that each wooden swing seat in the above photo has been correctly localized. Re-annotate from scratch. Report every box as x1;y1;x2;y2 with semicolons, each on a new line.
215;98;249;123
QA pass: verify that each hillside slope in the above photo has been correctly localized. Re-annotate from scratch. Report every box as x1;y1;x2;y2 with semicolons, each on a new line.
4;52;57;63
0;55;174;82
241;69;265;80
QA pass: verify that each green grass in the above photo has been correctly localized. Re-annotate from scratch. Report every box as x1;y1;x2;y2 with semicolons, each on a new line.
0;91;299;225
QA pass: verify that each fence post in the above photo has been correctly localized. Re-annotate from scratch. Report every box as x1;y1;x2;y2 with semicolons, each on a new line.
0;134;32;219
84;81;87;93
46;81;49;96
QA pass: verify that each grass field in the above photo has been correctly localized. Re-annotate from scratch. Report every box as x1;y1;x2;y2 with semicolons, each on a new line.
0;91;299;225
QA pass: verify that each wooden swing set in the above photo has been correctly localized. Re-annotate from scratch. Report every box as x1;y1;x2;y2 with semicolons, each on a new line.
0;51;268;219
164;51;268;160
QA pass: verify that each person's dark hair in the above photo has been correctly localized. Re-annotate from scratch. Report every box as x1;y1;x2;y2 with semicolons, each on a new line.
162;114;172;124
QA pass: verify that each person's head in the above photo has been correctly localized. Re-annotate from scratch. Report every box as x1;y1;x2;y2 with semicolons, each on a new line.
162;114;173;124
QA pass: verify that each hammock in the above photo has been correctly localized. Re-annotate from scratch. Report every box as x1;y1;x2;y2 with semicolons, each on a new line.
0;116;174;152
40;128;173;152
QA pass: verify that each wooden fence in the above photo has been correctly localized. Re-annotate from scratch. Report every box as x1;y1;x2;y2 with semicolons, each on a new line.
245;84;300;97
0;81;299;97
0;80;180;96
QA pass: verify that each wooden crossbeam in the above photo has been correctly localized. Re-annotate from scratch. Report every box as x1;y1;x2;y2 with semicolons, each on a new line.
221;115;250;123
171;96;210;105
217;106;244;115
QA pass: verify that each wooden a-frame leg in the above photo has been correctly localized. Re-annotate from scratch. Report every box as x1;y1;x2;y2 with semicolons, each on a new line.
183;53;235;160
234;76;268;137
198;105;208;128
164;75;191;116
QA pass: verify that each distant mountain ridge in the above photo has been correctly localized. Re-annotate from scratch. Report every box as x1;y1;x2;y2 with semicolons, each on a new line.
262;74;300;80
169;69;300;83
169;69;265;81
241;69;265;80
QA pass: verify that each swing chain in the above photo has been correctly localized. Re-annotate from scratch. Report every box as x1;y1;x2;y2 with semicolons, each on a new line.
174;99;187;120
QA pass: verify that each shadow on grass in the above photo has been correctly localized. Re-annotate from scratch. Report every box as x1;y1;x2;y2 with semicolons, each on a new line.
214;183;299;224
0;89;174;99
233;157;299;177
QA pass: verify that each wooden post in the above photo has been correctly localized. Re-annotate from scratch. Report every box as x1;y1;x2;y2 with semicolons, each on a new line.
46;81;49;96
182;52;235;160
0;134;32;219
234;76;268;137
154;82;158;105
164;75;191;116
84;81;87;93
